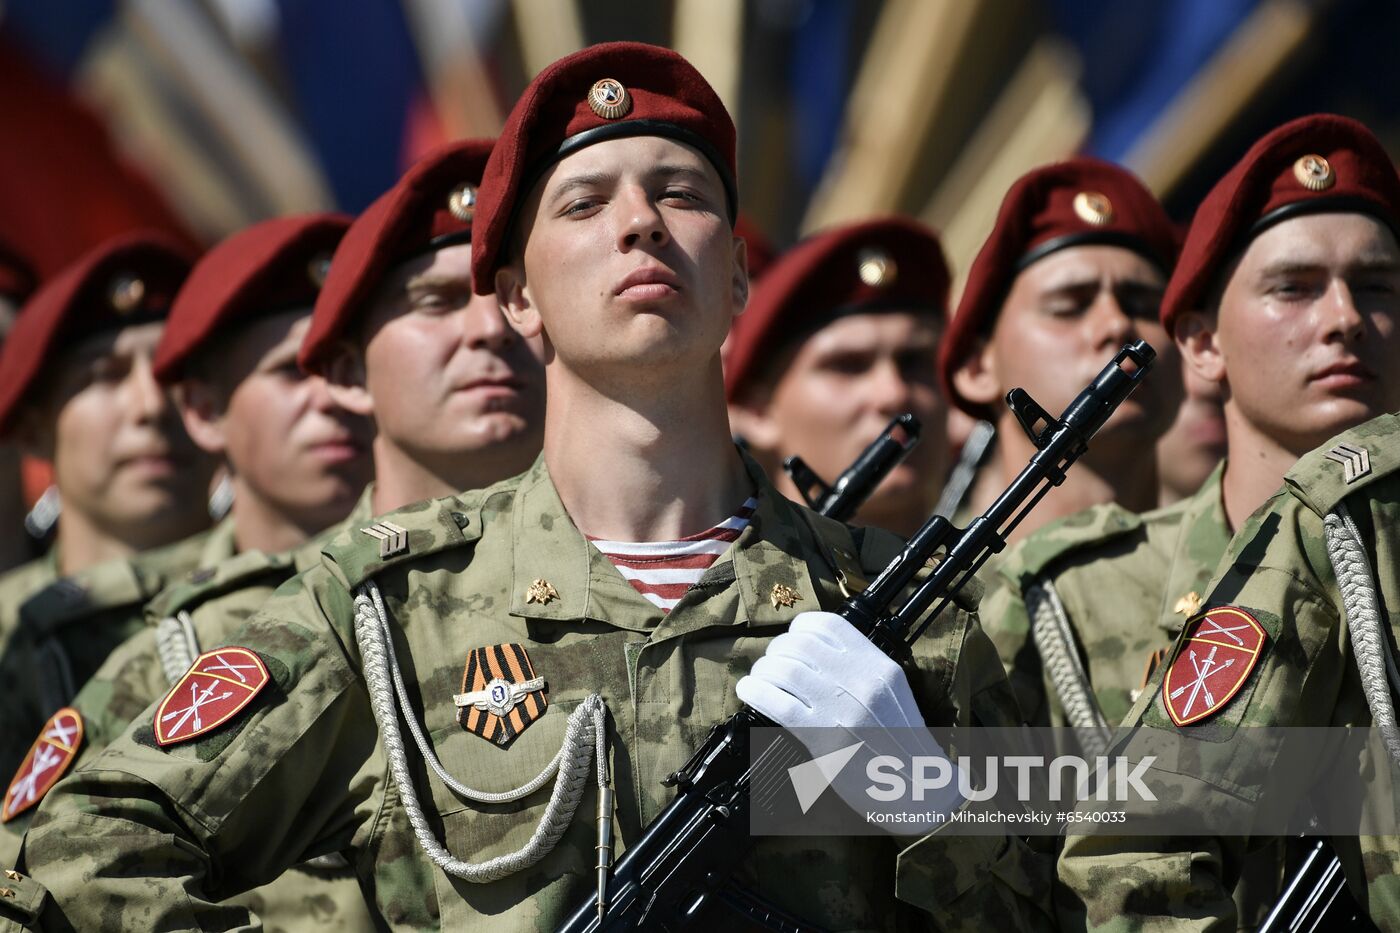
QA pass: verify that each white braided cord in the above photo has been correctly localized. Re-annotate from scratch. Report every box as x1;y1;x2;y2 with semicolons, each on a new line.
1322;504;1400;767
155;611;201;685
1027;579;1111;758
353;580;607;882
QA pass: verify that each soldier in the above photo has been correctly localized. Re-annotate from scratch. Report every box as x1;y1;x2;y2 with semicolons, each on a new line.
983;112;1400;930
0;233;216;779
2;139;549;922
1050;113;1400;933
155;213;373;557
725;217;951;537
1155;361;1226;508
937;159;1181;539
1057;411;1400;930
303;138;544;509
980;114;1400;739
18;43;1051;932
0;214;379;922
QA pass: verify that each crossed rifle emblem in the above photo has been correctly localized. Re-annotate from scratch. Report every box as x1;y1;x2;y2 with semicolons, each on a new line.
161;679;235;738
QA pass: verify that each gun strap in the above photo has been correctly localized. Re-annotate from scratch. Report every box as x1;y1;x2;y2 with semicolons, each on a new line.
795;508;867;597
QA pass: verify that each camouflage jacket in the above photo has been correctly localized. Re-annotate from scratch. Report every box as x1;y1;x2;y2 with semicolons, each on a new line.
981;465;1231;731
20;455;1056;932
0;554;56;659
0;491;379;929
0;528;213;781
1057;413;1400;930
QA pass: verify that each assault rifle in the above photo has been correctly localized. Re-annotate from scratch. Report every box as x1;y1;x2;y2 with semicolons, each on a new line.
1259;840;1377;933
559;341;1157;933
783;413;922;522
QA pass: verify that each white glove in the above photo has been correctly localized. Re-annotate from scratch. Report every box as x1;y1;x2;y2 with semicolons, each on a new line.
736;610;927;732
737;612;966;832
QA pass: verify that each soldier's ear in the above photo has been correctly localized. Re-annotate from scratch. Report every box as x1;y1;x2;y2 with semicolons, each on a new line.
730;236;750;316
496;264;543;340
727;392;781;454
1174;310;1225;387
950;337;1000;407
10;405;54;462
321;341;374;417
173;379;229;457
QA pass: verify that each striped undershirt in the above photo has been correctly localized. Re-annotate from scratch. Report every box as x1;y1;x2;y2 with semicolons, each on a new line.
589;498;758;612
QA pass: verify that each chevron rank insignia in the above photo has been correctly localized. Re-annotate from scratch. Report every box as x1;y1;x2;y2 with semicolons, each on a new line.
2;708;83;822
1325;442;1371;484
454;644;548;747
1162;607;1267;727
361;521;409;558
154;647;269;747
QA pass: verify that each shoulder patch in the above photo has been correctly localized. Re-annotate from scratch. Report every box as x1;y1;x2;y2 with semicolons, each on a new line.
3;708;83;822
1161;607;1267;726
154;647;269;746
1001;502;1143;582
320;495;484;590
1286;412;1400;516
146;549;295;623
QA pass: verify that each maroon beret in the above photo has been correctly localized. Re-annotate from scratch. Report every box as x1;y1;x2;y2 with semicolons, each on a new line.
471;41;737;295
1161;114;1400;335
0;237;36;303
725;217;949;400
938;157;1177;418
154;213;351;383
299;138;493;374
0;230;194;436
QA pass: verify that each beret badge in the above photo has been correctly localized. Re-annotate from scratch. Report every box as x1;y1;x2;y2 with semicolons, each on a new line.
448;183;477;223
587;78;632;120
1072;191;1115;227
1293;154;1335;191
857;248;897;288
307;252;333;288
108;275;146;314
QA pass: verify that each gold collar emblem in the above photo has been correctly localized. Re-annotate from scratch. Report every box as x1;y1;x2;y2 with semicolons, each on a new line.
1173;591;1203;617
526;578;560;605
769;583;801;610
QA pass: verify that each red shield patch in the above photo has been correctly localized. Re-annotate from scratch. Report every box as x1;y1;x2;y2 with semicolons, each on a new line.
1162;606;1268;726
3;707;83;822
154;647;269;746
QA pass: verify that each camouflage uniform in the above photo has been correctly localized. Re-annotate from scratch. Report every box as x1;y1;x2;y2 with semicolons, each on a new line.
22;455;1055;932
1057;412;1400;930
2;491;378;928
981;464;1229;735
0;527;212;781
982;467;1292;927
0;555;57;668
